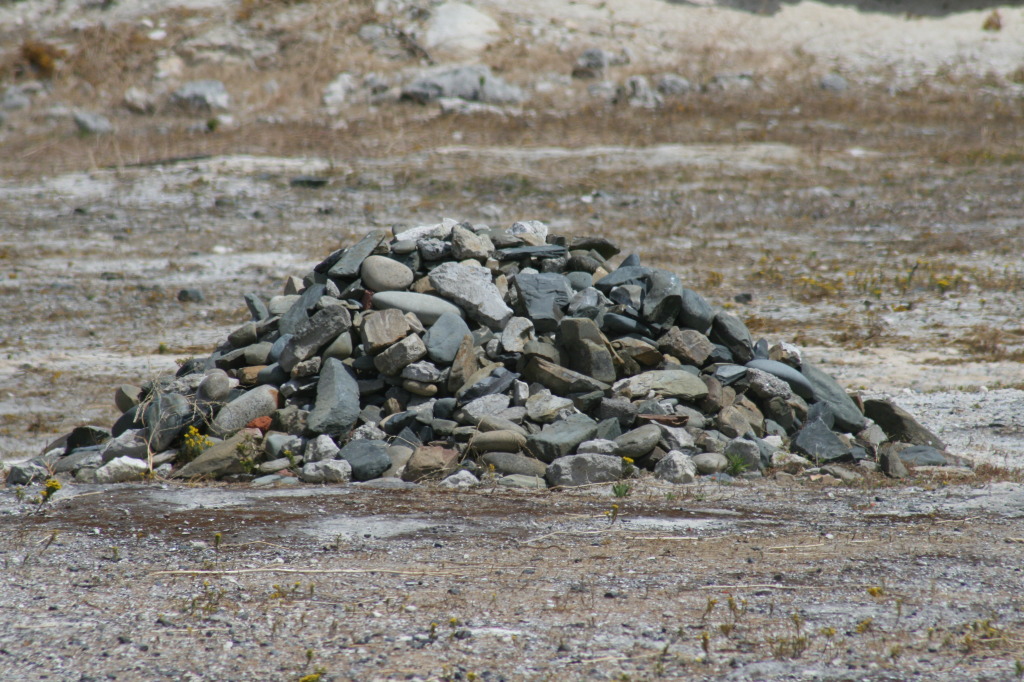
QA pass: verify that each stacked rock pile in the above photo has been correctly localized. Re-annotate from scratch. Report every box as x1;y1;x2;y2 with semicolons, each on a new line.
12;219;962;490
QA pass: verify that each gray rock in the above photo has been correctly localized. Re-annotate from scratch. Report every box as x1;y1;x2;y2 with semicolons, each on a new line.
264;433;303;459
429;262;512;330
745;367;794;401
401;360;444;384
678;288;715;332
821;464;862;483
393;219;458;242
279;283;325;335
172;79;230;111
209;385;279;438
299;459;352;483
305;434;340;462
440;470;480;488
73;110;113;135
497;474;547;490
373;291;464;326
6;461;49;486
654;452;697;483
424;312;473;364
144;392;194;451
898;444;948;467
746;359;814;401
329;231;387;279
455;394;511;424
402;65;523;104
450;224;492;260
373;333;427;375
577;438;618;455
173;431;254;479
279;305;352;372
692;452;729;475
307;358;361;436
383;444;415;478
55;448;105;474
597;397;638;428
527;417;598;463
657;73;693;95
524;357;610;395
481;451;547;477
99;429;149;462
820;73;848;92
322;331;354;361
338;439;391;481
514;272;573;333
717;405;752;439
800;362;865;433
658;424;695;452
471;430;527;453
361;308;412;355
724;438;763;473
614;370;708;401
863;398;945;449
525;390;574;423
402;445;460;481
879;445;909;478
546;453;622;487
710;311;755;364
791;418;852;464
93;456;149;484
658;327;714;366
614;424;662;457
360;254;414;291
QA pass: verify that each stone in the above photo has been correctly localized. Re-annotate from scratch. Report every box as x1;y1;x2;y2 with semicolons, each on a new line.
454;394;510;424
481;451;547;477
93;456;148;484
279;305;352;372
114;384;142;413
613;424;662;458
172;79;230;111
710;311;755;364
477;415;528;436
55;448;104;473
440;470;480;488
724;438;762;473
614;370;708;401
322;331;354;361
328;231;386;279
361;254;414;292
691;452;729;475
173;431;255;479
546;453;623;487
657;424;695;452
863;398;945;449
429;262;512;330
143;392;195;452
425;312;473;364
457;366;519;403
402;65;523;104
597;397;638;428
514;273;573;333
791;418;852;464
879;445;909;478
897;444;948;467
338;439;391;481
678;288;715;332
470;430;527;453
497;474;547;490
643;269;684;327
654;452;697;484
373;291;464;326
716;405;751;439
73;110;113;135
820;73;849;92
361;308;412;355
447;336;483;393
500;317;535;353
450;224;493;260
374;333;427;375
658;327;714;366
821;464;862;483
746;359;814;401
524;357;610;395
6;461;49;486
745;367;794;401
383;445;415;478
305;434;340;462
99;429;149;462
526;417;598;463
279;283;325;336
402;445;460;481
577;439;618;455
800;362;865;433
525;391;574;423
307;358;361;436
401;361;444;384
209;385;279;438
299;459;352;483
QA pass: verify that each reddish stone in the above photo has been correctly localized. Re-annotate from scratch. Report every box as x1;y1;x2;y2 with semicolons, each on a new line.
246;416;272;433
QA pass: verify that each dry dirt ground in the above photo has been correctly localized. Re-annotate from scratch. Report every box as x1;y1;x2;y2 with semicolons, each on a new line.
2;0;1024;679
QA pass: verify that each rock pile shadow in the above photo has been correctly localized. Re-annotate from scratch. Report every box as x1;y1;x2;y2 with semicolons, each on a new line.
11;219;968;491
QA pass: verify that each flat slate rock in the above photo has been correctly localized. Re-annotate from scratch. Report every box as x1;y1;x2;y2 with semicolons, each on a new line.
746;359;814;401
863;398;945;449
338;439;391;481
791;418;852;464
897;444;948;467
424;312;472;364
373;290;464;326
800;362;865;433
307;358;360;436
328;230;386;279
527;416;598;464
496;245;567;260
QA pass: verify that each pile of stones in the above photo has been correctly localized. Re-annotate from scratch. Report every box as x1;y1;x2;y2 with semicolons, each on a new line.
13;219;962;490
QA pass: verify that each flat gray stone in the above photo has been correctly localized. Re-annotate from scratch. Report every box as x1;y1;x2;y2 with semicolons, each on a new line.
328;231;386;279
173;431;253;479
692;452;729;475
863;398;945;449
307;358;361;436
678;288;714;332
429;261;512;330
747;359;814;401
299;459;352;483
440;470;480;488
527;417;598;464
496;474;547;490
801;362;865;433
373;333;427;376
524;357;610;395
514;272;573;333
658;327;714;367
791;418;852;464
361;308;412;354
373;291;464;326
500;316;535;353
724;438;763;472
898;444;948;467
93;456;148;484
471;430;527;453
614;424;662;457
546;453;622;487
424;312;472;365
614;370;708;401
710;311;755;364
525;391;574;424
360;254;414;292
481;451;547;477
143;392;194;452
450;224;493;260
279;305;352;372
305;434;340;462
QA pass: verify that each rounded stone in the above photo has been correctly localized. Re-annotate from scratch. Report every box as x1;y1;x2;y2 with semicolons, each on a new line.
403;379;438;397
691;452;729;475
372;291;464;326
470;429;527;454
361;255;415;292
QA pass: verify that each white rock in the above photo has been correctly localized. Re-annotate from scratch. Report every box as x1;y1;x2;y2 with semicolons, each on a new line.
439;470;480;488
322;72;358;111
299;459;352;484
428;261;513;330
577;439;618;455
305;434;340;462
507;220;549;239
658;424;695;452
500;317;535;353
654;451;697;484
93;456;149;484
423;2;500;57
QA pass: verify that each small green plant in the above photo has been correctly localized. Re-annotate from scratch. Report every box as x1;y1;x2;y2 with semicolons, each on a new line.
180;426;213;462
725;452;748;476
612;482;631;498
